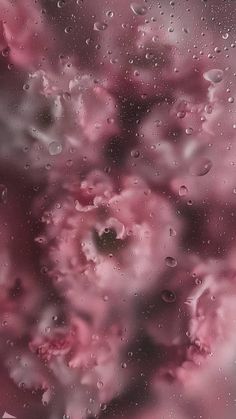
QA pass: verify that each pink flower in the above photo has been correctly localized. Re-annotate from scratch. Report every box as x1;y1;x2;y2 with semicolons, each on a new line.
38;170;180;300
0;0;52;69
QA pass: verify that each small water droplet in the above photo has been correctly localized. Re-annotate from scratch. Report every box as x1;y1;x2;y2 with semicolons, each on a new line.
106;10;114;18
222;33;229;40
179;185;188;196
169;228;176;237
165;256;177;267
161;290;176;303
204;104;213;114
94;22;108;31
185;127;193;135
64;26;72;34
121;362;127;368
130;2;147;16
100;403;107;411
177;111;186;119
131;149;140;158
2;47;10;57
97;380;103;389
203;69;224;83
57;0;66;7
49;141;62;156
228;97;234;104
195;278;202;285
0;185;7;204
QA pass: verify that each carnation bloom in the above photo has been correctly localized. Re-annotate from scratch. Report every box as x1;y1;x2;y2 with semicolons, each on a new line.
38;170;180;300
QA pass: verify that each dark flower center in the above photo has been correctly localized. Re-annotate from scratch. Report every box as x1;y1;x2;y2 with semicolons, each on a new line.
94;228;125;253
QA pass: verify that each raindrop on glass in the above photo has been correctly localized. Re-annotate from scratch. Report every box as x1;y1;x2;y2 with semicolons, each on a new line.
161;290;176;303
165;256;177;267
94;22;108;31
0;185;7;204
203;69;224;83
49;141;63;156
179;185;188;196
190;157;212;176
130;3;147;16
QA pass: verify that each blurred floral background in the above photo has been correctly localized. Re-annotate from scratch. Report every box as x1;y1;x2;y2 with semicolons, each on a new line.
0;0;236;418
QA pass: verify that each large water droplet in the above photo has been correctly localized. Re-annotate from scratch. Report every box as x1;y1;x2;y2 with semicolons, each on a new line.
97;380;104;389
57;0;66;7
161;290;176;303
169;228;176;237
190;157;212;176
222;33;229;40
131;149;140;158
203;69;224;83
130;3;147;16
94;22;108;31
165;256;177;267
185;127;193;135
48;141;62;156
179;185;188;196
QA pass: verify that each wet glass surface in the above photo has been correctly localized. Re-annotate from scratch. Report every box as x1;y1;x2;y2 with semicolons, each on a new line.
0;1;236;418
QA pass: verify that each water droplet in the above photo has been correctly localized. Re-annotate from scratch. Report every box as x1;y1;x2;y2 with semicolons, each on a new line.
169;228;176;237
205;104;213;114
179;185;188;196
64;26;72;34
177;111;186;119
97;380;103;389
100;403;107;411
63;92;71;101
203;69;224;83
165;256;177;267
195;278;202;285
94;22;108;31
161;290;176;303
2;47;10;57
190;157;212;176
121;362;127;368
63;415;70;419
57;0;66;7
228;97;234;104
185;127;193;135
0;185;7;204
40;265;48;274
214;46;221;53
222;33;229;40
152;35;159;43
130;2;147;16
23;83;30;91
48;141;62;156
131;149;140;158
168;27;174;33
106;10;114;18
